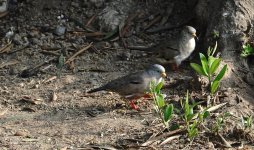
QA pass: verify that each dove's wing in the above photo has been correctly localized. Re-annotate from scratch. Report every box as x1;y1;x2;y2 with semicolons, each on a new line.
150;38;180;64
102;71;151;97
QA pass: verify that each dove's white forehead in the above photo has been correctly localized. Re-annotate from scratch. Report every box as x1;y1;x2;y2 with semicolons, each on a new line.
184;26;196;33
149;64;165;73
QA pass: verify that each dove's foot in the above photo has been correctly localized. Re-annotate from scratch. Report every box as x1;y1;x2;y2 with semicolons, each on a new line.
129;100;139;110
142;93;153;99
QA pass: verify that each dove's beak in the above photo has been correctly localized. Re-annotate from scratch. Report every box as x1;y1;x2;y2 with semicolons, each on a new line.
192;33;198;40
161;72;167;78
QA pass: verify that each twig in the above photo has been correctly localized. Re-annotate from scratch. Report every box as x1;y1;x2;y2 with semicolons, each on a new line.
65;43;93;64
85;14;97;26
142;128;185;146
39;50;60;56
41;46;61;51
32;57;56;70
42;76;57;84
206;102;227;112
218;133;232;148
0;42;13;53
159;134;181;146
9;44;29;54
0;60;19;69
144;15;162;30
192;102;228;120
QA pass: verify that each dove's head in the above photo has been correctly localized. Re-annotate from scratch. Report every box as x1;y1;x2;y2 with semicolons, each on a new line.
181;26;196;39
147;64;166;79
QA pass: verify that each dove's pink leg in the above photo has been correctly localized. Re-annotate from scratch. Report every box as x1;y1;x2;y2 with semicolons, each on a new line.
129;94;153;110
129;100;139;110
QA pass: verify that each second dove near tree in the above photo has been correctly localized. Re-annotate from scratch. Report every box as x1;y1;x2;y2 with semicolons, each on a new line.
140;26;197;66
87;64;166;109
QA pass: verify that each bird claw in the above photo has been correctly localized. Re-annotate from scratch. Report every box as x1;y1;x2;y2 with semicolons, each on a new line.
129;100;139;110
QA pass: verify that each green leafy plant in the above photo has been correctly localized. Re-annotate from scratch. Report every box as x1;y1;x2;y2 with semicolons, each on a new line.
150;81;174;128
180;91;210;140
241;44;254;57
212;112;230;134
190;42;227;94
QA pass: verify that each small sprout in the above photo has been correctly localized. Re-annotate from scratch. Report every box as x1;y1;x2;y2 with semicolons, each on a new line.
212;112;231;133
241;115;253;130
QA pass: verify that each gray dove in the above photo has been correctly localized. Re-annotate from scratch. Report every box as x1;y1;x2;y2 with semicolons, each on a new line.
87;64;166;109
139;26;197;67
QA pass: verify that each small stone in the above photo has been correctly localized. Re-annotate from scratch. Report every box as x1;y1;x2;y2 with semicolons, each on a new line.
54;25;66;36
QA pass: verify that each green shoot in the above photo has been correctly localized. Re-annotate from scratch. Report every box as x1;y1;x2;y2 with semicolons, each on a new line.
241;115;253;130
190;42;227;95
150;81;174;129
181;91;210;140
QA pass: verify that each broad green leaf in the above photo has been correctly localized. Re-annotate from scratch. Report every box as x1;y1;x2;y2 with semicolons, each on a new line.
190;63;207;76
210;58;221;74
214;64;227;82
164;104;174;122
199;53;209;76
155;81;164;92
156;94;165;108
211;80;220;94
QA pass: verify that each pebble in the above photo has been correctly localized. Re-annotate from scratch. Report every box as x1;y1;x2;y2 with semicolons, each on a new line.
54;25;66;36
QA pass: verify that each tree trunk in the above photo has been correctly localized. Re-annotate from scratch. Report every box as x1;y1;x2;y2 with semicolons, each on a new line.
195;0;254;104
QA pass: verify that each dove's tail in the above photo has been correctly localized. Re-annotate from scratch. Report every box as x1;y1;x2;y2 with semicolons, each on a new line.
87;87;105;93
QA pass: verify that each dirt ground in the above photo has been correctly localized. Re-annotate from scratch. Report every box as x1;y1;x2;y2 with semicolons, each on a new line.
0;0;254;149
